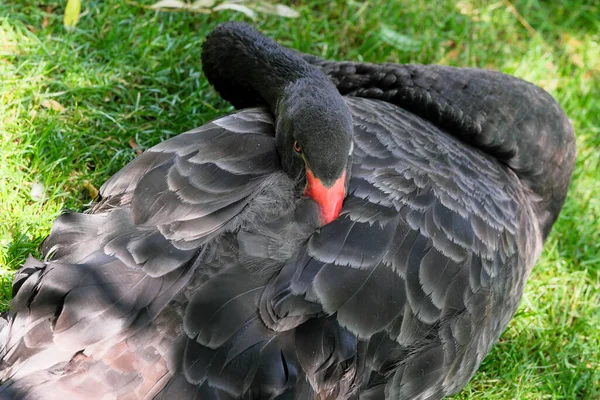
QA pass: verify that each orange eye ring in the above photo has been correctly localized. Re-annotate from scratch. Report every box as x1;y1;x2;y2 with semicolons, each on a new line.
293;140;302;153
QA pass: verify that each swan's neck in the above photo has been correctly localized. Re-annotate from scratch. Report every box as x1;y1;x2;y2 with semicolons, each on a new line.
202;22;333;113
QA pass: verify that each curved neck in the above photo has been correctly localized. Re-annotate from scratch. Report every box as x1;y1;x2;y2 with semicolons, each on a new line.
202;22;332;112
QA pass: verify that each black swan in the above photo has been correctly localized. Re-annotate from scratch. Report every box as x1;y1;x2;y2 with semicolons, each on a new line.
0;22;576;399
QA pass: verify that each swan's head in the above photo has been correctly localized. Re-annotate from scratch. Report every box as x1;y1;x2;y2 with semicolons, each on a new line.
276;78;354;225
201;21;354;225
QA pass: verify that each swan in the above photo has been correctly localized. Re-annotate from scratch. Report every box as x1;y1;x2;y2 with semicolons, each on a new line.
0;22;576;399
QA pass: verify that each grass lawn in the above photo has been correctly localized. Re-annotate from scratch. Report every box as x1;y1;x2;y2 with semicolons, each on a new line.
1;0;599;398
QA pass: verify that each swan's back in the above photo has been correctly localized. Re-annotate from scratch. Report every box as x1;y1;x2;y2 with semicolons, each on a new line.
303;58;576;240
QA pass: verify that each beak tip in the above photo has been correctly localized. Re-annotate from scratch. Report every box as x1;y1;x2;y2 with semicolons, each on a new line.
304;169;347;226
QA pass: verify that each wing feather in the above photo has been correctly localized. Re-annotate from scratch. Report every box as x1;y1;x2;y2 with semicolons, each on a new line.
253;97;536;398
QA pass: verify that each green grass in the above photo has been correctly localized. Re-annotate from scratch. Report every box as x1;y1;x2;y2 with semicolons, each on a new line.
1;0;598;398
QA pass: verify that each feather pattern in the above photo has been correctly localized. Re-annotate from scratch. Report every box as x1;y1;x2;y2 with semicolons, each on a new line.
301;56;577;240
0;59;575;400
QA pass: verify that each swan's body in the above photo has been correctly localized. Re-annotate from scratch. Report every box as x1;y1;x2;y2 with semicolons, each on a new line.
0;23;575;399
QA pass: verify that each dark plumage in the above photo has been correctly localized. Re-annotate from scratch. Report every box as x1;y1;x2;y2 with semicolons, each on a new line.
0;22;575;399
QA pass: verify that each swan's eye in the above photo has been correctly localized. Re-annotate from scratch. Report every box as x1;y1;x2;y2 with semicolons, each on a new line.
293;140;302;153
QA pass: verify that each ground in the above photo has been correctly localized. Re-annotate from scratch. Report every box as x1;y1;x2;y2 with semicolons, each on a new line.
0;0;598;398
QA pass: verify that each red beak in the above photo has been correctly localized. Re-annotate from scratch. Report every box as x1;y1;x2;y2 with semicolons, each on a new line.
304;168;347;225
